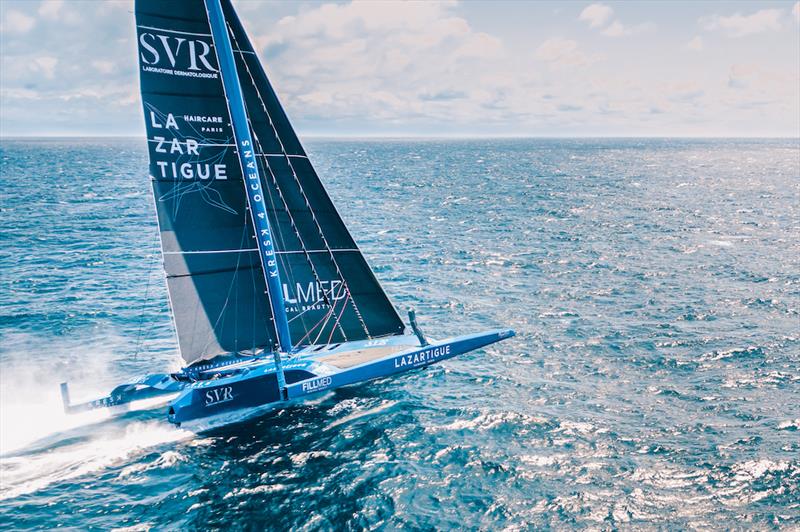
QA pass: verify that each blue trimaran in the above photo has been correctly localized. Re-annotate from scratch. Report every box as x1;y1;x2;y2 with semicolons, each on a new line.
60;0;514;428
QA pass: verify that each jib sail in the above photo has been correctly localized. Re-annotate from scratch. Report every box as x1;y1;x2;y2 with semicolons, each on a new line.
136;0;405;365
221;0;405;346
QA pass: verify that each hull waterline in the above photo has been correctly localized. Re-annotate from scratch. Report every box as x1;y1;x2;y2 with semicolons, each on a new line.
168;329;514;426
61;329;514;430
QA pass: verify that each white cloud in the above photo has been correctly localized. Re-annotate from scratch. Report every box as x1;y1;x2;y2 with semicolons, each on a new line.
600;20;623;36
602;20;653;37
91;60;116;74
702;8;782;37
38;0;63;19
0;0;797;136
579;3;651;37
601;21;627;37
579;4;613;28
535;38;590;67
686;36;704;51
666;82;705;103
727;63;789;90
0;87;40;100
31;56;58;79
2;10;36;34
245;0;506;126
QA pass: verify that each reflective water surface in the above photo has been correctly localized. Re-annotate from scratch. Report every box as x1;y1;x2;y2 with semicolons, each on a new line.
1;138;798;529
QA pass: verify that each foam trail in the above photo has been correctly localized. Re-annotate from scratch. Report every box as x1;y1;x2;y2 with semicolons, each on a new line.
0;421;191;500
0;333;190;499
0;331;183;454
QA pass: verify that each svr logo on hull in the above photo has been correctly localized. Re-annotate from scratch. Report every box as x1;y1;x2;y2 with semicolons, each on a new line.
204;386;234;406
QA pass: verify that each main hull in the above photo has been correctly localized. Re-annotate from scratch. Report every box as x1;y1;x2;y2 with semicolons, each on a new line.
61;329;514;430
169;329;514;426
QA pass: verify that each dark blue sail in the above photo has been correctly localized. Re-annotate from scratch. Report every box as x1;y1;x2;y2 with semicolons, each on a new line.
136;0;278;364
221;0;406;346
136;0;405;365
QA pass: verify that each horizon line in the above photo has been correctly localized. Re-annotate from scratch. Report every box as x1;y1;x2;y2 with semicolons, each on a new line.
2;134;799;141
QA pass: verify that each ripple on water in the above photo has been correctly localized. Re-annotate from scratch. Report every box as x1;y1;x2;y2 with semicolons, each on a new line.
1;138;799;529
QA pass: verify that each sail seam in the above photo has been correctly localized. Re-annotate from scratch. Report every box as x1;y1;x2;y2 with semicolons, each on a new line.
146;139;236;147
166;264;260;279
164;248;361;255
164;249;258;254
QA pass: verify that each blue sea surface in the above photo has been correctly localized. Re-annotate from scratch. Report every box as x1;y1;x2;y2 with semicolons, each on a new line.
0;138;798;529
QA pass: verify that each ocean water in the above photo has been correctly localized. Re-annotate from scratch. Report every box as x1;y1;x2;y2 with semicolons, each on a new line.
0;137;798;529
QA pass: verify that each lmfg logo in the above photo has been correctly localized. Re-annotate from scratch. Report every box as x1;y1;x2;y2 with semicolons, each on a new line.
204;386;234;406
283;280;346;306
139;32;217;73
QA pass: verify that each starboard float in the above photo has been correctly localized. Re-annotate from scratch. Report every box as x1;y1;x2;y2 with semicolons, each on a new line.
60;0;514;428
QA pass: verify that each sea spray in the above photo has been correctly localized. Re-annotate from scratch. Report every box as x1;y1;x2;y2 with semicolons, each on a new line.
1;421;191;500
0;331;189;499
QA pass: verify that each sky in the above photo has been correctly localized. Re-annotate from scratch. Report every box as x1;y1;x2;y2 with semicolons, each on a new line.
0;0;798;137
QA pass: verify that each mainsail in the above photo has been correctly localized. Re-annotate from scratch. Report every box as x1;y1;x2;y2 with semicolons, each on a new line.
135;0;404;365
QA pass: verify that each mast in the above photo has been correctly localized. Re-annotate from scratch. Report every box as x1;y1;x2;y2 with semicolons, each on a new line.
205;0;291;392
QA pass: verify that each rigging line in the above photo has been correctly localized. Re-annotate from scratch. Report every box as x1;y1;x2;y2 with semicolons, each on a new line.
236;97;307;343
287;305;317;323
131;228;161;359
293;279;350;345
226;21;371;340
198;219;249;358
232;45;323;298
295;303;339;346
311;279;349;346
246;229;260;354
326;293;353;346
250;124;347;342
207;12;282;352
317;278;351;346
249;130;300;290
236;63;346;341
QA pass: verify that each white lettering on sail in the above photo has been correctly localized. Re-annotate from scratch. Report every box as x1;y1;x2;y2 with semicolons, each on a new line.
139;32;218;78
146;103;231;180
183;114;224;134
154;161;227;180
283;280;345;312
150;112;178;130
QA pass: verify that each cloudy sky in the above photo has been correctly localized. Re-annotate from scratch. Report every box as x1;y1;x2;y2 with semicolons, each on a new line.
1;0;798;137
